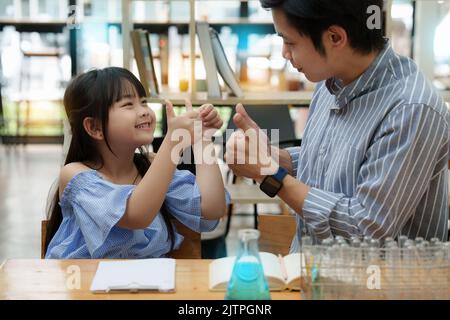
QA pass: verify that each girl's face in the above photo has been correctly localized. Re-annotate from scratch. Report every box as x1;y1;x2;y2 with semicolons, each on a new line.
107;84;156;149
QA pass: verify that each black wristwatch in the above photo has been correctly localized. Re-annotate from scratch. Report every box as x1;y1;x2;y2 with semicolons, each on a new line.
259;167;288;198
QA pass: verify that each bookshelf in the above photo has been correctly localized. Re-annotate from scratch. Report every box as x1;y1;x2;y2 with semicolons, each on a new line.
120;0;450;106
120;0;315;105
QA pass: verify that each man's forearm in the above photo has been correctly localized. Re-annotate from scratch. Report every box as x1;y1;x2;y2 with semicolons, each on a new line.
277;175;310;217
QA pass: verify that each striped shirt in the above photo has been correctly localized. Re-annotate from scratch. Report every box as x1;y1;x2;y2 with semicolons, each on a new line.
288;42;449;249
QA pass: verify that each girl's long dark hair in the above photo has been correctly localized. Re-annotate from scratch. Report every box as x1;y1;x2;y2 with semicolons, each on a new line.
45;67;174;255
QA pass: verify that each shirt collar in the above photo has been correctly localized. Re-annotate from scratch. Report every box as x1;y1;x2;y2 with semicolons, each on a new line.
325;39;394;110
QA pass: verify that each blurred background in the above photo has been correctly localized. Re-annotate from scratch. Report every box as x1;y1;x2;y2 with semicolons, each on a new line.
0;0;449;262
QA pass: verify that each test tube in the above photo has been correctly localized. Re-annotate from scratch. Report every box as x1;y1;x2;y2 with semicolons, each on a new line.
385;242;401;298
415;237;424;245
430;238;440;246
443;242;450;262
404;239;415;248
415;243;430;291
403;244;417;292
368;247;379;265
369;239;380;248
363;235;372;244
302;236;313;246
340;243;351;287
321;238;334;247
384;237;395;247
351;238;361;248
398;235;408;249
360;242;369;264
352;239;364;288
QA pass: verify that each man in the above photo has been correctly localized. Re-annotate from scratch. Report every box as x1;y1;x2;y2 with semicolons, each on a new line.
226;0;449;248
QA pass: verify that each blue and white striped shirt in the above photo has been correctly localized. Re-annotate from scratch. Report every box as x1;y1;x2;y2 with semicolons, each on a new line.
46;169;230;259
288;42;449;248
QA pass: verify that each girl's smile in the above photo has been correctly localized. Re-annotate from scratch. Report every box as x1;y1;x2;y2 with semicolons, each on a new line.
135;121;152;130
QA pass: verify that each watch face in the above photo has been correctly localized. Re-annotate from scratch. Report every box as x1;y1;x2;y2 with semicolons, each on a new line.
261;176;281;197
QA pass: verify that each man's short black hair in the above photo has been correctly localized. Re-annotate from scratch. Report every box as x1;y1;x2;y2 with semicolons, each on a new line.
260;0;386;55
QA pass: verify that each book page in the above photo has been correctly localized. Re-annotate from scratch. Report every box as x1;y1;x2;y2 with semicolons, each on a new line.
259;252;287;291
209;256;235;291
283;253;303;291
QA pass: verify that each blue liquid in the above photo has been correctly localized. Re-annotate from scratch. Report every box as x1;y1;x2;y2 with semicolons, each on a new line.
225;256;271;300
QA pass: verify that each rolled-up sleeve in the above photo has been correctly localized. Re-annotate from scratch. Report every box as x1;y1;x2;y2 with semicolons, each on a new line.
285;147;301;177
302;103;449;240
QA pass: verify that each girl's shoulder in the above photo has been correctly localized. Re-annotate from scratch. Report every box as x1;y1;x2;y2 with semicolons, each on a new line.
58;162;95;199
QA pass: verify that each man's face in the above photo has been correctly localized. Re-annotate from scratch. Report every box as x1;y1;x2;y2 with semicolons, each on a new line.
272;8;334;82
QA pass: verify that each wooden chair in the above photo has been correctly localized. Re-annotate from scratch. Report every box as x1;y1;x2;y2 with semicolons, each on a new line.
169;220;201;259
258;214;297;256
41;219;201;259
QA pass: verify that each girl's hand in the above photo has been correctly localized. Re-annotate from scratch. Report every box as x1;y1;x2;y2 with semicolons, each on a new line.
165;99;201;148
197;103;223;140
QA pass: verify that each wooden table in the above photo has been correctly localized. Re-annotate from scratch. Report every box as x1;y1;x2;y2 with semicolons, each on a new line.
0;259;300;300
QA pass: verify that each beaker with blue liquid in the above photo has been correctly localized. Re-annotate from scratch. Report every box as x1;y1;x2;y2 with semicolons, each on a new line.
225;229;271;300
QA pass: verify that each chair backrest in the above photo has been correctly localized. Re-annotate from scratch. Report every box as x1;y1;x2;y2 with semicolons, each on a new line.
258;214;296;256
41;220;48;259
224;105;297;143
169;220;201;259
41;219;201;259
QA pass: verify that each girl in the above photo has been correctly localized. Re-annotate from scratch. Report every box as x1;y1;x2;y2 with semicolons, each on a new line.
45;67;230;259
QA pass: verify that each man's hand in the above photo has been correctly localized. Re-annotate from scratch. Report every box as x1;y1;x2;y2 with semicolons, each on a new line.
225;104;278;182
232;103;260;132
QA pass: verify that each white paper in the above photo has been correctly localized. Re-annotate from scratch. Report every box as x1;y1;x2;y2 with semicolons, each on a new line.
90;258;176;293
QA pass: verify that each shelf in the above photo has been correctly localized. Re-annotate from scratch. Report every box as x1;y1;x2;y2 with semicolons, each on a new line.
0;19;66;32
148;89;449;106
147;90;313;106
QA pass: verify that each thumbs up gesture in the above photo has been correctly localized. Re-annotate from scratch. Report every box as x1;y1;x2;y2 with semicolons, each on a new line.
165;99;201;148
232;103;260;132
225;104;278;182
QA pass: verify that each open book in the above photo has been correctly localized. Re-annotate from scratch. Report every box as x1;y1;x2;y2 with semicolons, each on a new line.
209;252;304;292
90;259;175;293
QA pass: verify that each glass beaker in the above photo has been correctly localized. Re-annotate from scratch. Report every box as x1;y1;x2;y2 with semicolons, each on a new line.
225;229;271;300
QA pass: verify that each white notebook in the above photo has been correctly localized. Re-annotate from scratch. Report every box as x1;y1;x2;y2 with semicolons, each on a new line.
90;259;176;293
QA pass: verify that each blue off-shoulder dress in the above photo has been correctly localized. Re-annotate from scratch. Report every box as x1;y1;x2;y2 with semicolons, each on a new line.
45;169;230;259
